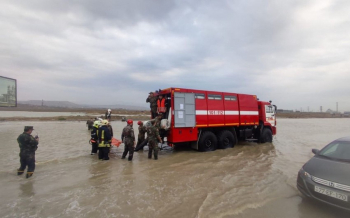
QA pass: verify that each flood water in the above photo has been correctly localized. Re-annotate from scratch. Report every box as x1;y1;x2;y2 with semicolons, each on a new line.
0;119;349;218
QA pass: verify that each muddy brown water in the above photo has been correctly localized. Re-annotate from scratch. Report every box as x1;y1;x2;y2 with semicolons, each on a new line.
0;119;349;218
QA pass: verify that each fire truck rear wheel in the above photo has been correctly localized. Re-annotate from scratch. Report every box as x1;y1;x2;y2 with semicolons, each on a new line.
199;131;218;152
260;128;272;143
217;130;235;149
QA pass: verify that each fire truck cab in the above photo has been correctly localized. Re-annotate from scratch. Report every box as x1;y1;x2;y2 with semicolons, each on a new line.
155;87;277;152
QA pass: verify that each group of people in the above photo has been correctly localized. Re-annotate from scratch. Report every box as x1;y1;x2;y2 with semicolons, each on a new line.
134;113;164;160
16;95;167;178
146;91;167;119
88;111;164;161
90;118;114;160
88;91;168;161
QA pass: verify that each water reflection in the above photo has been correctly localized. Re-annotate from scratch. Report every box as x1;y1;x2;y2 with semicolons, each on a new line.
19;181;35;197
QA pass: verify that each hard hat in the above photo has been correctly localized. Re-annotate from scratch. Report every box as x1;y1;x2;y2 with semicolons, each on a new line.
102;120;109;125
108;109;111;112
93;121;100;127
137;121;143;125
127;119;133;125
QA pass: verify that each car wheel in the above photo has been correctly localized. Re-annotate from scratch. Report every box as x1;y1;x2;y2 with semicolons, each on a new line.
199;131;218;152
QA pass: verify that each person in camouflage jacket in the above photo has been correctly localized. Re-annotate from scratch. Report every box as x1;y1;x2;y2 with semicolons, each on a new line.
121;120;136;161
17;126;39;178
146;92;158;118
135;121;147;151
147;120;162;160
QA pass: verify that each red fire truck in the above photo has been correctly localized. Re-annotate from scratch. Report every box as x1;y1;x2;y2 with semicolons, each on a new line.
153;87;277;152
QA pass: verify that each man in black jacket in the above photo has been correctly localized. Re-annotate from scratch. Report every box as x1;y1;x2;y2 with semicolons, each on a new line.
17;126;39;178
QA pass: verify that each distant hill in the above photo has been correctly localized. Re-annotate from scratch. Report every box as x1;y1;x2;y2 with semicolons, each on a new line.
18;100;148;111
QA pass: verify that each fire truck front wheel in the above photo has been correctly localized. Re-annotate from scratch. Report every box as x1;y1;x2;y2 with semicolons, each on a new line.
260;128;273;143
217;130;236;149
199;131;218;152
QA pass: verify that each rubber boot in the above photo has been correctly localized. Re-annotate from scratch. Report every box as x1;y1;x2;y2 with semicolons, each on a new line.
121;156;126;159
128;156;133;161
17;170;24;176
148;150;152;159
26;172;33;178
154;149;158;160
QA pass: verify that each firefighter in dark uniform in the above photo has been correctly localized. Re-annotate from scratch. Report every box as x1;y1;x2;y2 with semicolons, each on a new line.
147;120;162;160
121;119;136;161
98;120;111;160
146;92;158;119
134;121;147;151
107;122;113;138
90;121;100;155
17;126;39;178
107;122;114;153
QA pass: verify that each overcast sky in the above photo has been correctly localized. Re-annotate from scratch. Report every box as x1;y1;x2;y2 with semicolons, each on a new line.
1;0;349;111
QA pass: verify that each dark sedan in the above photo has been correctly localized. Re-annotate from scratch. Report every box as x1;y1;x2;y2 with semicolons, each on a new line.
297;136;350;210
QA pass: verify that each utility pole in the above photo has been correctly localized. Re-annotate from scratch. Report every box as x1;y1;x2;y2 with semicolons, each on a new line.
320;106;322;112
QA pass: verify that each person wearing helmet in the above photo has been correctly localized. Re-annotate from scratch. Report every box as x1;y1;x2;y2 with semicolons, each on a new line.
98;120;112;160
121;119;136;161
134;121;147;152
90;121;100;155
105;109;112;121
17;126;39;178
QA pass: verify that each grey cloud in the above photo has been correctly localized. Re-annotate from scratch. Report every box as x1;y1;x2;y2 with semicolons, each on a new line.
1;0;350;111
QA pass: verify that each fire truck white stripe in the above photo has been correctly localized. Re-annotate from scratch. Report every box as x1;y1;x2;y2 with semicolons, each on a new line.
240;111;259;115
225;111;239;115
195;110;258;115
196;110;207;115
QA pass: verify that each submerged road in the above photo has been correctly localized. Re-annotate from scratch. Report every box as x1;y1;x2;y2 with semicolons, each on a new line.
0;119;349;218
